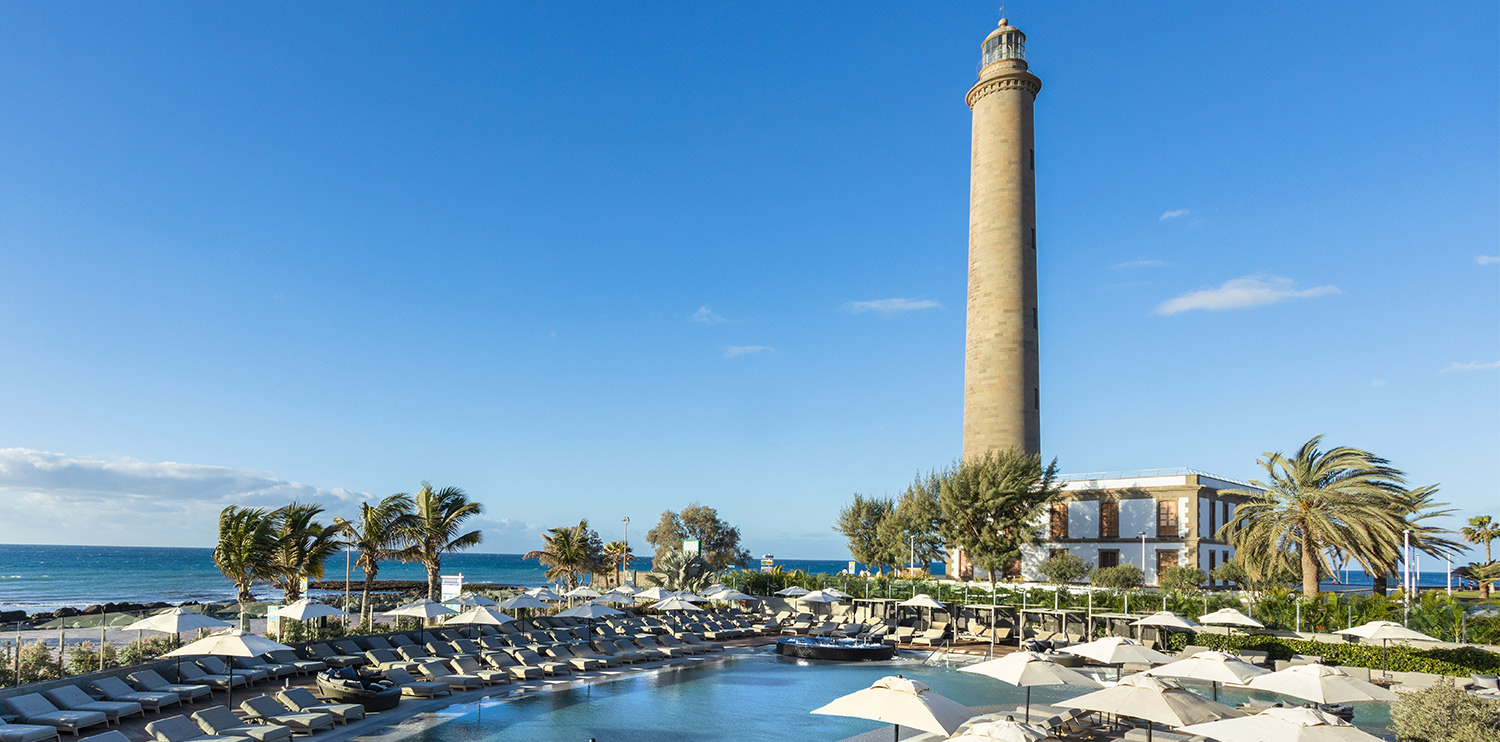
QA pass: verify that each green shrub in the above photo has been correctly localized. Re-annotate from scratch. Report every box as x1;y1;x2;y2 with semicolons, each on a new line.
1164;632;1500;676
1159;566;1208;593
65;642;118;675
18;640;60;684
1091;564;1143;590
1390;677;1500;742
1037;552;1091;585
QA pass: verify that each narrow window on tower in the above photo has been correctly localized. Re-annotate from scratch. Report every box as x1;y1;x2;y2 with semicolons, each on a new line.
1032;307;1038;330
1031;228;1036;249
1033;387;1039;411
1029;149;1035;171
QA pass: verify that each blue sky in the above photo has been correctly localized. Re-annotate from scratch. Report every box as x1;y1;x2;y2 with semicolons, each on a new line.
0;2;1495;564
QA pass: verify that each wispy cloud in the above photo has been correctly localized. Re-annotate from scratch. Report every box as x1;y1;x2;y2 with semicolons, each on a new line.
843;298;942;315
1477;255;1500;266
690;305;729;325
1115;259;1167;270
1441;360;1500;374
724;345;775;358
1154;275;1341;316
0;448;369;547
1370;379;1387;388
1160;209;1191;221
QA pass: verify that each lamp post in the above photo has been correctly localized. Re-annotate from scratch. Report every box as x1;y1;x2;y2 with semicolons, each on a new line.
622;516;631;587
1403;529;1412;626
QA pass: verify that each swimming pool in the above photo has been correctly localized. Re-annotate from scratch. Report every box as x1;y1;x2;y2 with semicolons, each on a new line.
363;649;1393;742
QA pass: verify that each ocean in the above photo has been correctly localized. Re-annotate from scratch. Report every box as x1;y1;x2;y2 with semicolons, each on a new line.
0;544;859;613
0;543;1459;614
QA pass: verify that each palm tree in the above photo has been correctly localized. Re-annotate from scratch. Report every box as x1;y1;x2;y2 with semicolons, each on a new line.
602;540;633;587
523;520;601;588
266;502;350;603
340;493;416;624
1462;515;1499;564
649;550;715;592
213;506;274;603
396;482;484;601
1355;485;1463;596
1452;562;1500;599
1219;436;1412;599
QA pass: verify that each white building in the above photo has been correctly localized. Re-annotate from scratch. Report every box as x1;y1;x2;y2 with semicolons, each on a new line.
950;469;1260;586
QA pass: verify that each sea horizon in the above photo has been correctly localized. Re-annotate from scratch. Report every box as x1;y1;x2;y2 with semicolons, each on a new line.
0;542;1464;615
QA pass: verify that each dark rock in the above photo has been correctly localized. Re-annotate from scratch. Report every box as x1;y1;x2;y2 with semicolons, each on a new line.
0;610;26;623
82;604;106;615
54;607;80;618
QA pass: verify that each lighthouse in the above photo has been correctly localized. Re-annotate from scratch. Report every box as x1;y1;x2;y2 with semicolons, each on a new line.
962;18;1043;460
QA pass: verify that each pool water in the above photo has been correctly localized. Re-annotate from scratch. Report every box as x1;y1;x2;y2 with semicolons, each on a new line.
373;650;1393;742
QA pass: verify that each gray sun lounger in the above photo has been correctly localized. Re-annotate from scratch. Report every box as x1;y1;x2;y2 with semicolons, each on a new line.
415;662;482;691
482;652;542;680
144;716;250;742
1;695;110;737
190;706;289;742
380;668;451;699
41;687;142;726
176;664;246;691
0;723;61;742
259;652;325;677
127;671;212;703
238;697;334;736
91;677;179;712
271;688;362;725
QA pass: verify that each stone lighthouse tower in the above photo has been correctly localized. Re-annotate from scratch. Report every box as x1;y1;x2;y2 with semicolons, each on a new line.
962;18;1042;460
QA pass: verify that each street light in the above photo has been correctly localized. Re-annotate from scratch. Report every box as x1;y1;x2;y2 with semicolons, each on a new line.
622;516;631;585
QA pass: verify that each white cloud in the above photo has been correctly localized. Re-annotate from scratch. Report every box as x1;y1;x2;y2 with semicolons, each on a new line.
724;345;775;358
1477;255;1500;266
843;298;942;315
1154;275;1341;316
1370;379;1387;388
1441;360;1500;374
690;305;729;325
0;448;369;547
1160;209;1191;221
1115;259;1167;269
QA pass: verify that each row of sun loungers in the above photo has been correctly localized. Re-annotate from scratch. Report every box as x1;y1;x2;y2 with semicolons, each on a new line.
1;610;748;742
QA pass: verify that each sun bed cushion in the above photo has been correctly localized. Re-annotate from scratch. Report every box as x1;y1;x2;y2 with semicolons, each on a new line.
1;695;109;736
190;707;290;742
237;697;334;734
271;688;363;725
41;687;141;724
77;732;130;742
380;669;450;698
0;724;61;742
145;715;250;742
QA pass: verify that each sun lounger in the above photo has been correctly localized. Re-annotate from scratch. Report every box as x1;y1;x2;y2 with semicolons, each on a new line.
568;643;624;667
363;649;419;672
271;689;362;726
632;636;686;658
423;642;461;659
238;697;334;735
617;639;668;661
127;671;212;703
387;635;416;648
231;657;293;681
506;648;570;676
197;658;267;686
449;656;509;686
259;652;324;677
78;731;134;742
654;635;706;655
0;722;62;742
331;642;368;661
379;669;450;699
672;632;724;651
545;646;605;671
889;626;916;644
396;646;432;663
911;627;948;646
2;695;110;737
144;716;248;742
41;687;143;726
176;663;246;691
305;645;363;669
189;706;289;742
414;661;482;691
481;652;543;681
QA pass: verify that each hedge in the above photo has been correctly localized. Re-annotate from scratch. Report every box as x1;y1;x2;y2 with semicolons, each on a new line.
1166;632;1500;677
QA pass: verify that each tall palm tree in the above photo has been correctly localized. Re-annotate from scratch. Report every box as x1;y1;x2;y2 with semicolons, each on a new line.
602;540;633;587
397;482;484;601
213;506;274;603
341;493;417;623
524;520;601;588
1462;515;1499;564
267;502;350;603
1219;436;1412;599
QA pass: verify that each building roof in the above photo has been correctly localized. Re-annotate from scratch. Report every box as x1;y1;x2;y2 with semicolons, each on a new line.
1057;468;1258;492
